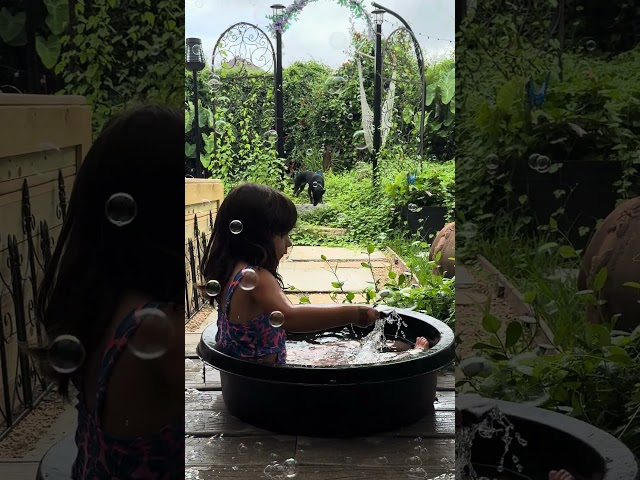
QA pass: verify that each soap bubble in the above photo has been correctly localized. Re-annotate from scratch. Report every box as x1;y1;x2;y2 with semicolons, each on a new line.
205;280;221;297
128;308;173;360
229;220;243;234
329;32;349;49
48;335;85;373
377;456;388;464
239;268;258;291
585;39;597;51
347;113;354;120
408;203;419;212
214;120;227;135
264;129;278;145
306;149;313;156
217;95;230;107
536;155;551;173
191;44;202;56
321;115;326;122
283;458;299;477
352;130;367;150
237;443;249;454
269;311;285;327
312;181;319;188
105;193;137;227
254;441;264;451
528;153;540;170
406;455;422;466
209;75;221;91
325;76;346;94
379;289;392;298
407;467;427;478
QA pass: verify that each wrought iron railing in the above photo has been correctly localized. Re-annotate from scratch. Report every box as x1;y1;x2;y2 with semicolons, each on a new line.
185;208;216;322
0;172;67;440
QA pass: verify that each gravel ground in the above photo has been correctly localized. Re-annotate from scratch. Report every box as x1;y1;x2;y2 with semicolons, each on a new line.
0;387;73;459
455;264;548;361
185;304;215;333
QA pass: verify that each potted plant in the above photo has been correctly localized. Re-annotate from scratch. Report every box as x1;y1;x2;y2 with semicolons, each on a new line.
385;163;454;240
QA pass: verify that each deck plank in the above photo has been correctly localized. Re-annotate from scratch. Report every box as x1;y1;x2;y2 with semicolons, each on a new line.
185;359;454;391
185;435;296;466
185;464;453;479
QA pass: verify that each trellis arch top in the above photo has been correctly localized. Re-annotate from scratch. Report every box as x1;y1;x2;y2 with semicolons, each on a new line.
267;0;374;35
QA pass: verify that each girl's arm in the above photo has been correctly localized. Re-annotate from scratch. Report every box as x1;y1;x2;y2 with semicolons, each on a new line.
251;268;378;333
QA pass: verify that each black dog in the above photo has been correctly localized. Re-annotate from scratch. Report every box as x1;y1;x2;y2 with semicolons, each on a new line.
293;170;325;206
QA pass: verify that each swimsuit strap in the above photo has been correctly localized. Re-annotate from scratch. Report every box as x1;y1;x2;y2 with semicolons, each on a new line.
94;301;166;414
224;265;257;316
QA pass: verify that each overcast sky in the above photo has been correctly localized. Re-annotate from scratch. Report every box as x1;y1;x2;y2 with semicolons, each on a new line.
185;0;454;69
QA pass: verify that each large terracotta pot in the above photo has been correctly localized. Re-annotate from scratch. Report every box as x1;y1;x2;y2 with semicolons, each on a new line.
578;196;640;331
429;222;455;278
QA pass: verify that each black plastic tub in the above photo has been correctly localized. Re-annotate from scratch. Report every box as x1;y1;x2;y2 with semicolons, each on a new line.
457;394;639;480
198;308;455;437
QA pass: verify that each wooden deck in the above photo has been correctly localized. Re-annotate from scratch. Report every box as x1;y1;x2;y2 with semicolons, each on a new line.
185;359;455;478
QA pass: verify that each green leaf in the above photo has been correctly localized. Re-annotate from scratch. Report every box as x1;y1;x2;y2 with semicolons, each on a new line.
361;262;370;268
346;292;355;302
35;34;61;69
321;254;327;261
331;281;344;288
482;314;501;334
558;245;577;258
549;217;558;230
593;267;608;292
185;143;196;158
299;296;310;304
0;8;26;43
623;282;640;289
366;244;375;254
388;270;396;279
44;0;69;35
523;291;537;304
505;321;523;348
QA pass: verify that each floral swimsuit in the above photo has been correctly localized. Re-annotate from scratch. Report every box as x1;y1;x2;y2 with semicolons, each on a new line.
215;266;287;364
72;302;184;479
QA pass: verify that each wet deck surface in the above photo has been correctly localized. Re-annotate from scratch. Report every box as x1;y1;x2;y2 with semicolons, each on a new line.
185;360;455;479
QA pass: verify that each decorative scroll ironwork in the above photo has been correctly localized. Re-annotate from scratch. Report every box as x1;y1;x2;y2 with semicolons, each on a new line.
0;172;66;439
209;23;279;172
212;22;276;78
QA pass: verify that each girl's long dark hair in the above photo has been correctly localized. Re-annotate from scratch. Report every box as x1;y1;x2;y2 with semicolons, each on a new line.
200;183;297;304
33;104;184;398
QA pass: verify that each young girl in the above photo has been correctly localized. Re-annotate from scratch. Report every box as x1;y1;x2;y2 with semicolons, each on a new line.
201;182;388;364
32;105;184;479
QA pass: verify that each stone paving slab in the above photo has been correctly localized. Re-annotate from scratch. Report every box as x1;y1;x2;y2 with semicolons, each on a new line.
457;291;488;306
279;262;374;293
456;264;475;288
287;292;368;304
286;246;386;262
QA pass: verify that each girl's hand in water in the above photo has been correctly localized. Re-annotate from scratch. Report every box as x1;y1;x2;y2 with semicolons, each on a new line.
354;306;379;328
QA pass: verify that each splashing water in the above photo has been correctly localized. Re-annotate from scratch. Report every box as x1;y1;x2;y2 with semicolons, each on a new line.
456;406;530;480
285;310;423;366
352;310;407;364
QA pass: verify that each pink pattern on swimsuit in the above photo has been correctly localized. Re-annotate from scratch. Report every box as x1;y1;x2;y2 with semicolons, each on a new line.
215;266;287;364
71;302;183;479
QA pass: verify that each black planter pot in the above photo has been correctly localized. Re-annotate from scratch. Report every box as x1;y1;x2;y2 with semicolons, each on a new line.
198;308;455;438
458;394;639;480
400;205;448;240
512;160;623;250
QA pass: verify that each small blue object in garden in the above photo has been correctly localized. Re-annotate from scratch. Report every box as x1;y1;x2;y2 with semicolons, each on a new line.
407;173;416;185
527;72;550;110
316;171;323;176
